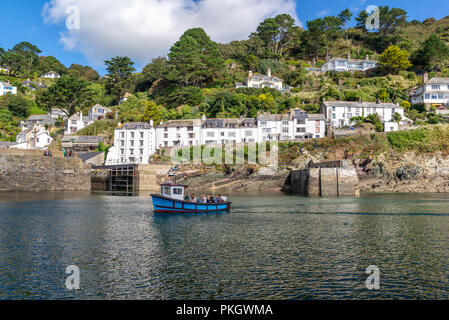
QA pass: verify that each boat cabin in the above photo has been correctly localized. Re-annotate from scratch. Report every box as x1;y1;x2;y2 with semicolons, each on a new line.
161;184;186;201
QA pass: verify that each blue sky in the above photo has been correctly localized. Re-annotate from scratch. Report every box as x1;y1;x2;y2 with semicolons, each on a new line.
0;0;448;75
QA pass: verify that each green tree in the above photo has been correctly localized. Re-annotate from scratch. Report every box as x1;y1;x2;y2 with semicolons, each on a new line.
252;14;301;58
142;57;170;85
392;112;402;124
6;95;32;118
143;100;163;125
10;42;42;75
67;64;100;81
323;16;342;59
413;34;449;71
104;56;136;101
0;52;27;75
338;9;353;44
305;18;326;60
378;45;412;74
37;56;67;75
37;76;94;117
168;28;225;87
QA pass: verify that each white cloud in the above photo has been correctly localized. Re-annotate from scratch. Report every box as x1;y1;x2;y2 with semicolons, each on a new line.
316;8;330;17
42;0;300;67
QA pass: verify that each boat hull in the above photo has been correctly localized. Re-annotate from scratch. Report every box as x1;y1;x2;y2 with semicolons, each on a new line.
151;194;231;213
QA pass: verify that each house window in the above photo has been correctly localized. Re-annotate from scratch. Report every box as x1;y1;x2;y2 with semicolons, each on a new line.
120;132;125;138
121;149;124;155
425;93;430;99
164;142;168;147
282;128;289;133
432;85;440;90
245;130;253;137
130;149;134;155
140;149;143;155
130;140;134;146
164;134;168;139
188;133;195;138
187;126;193;131
140;132;144;138
316;120;320;126
332;106;336;111
164;127;168;132
296;119;306;125
282;120;289;126
316;127;320;133
296;128;306;133
177;127;180;131
332;114;336;119
131;132;134;138
120;140;124;147
140;140;144;147
221;132;225;137
207;132;214;137
228;132;236;137
259;121;267;126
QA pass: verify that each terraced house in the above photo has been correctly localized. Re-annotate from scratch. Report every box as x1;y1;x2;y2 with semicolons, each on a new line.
156;119;202;148
410;76;449;108
321;100;406;131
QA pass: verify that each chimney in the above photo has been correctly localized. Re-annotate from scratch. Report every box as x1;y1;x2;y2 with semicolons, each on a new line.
267;68;272;78
423;72;428;83
248;71;253;78
149;119;154;127
365;54;369;61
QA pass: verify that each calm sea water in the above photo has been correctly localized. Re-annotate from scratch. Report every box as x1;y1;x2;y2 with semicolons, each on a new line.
0;192;449;300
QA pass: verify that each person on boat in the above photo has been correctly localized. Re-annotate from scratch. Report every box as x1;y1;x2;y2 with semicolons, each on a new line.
214;195;221;203
190;194;197;202
217;194;225;203
198;194;207;204
207;194;214;203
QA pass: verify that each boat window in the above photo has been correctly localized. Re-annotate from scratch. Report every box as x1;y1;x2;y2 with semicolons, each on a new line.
163;187;171;196
173;188;183;195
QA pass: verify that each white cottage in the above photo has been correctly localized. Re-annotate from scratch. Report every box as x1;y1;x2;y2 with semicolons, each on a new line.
106;122;156;165
236;69;283;91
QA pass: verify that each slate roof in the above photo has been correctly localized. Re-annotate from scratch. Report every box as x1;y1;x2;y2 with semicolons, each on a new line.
77;152;104;162
61;135;103;144
322;101;399;109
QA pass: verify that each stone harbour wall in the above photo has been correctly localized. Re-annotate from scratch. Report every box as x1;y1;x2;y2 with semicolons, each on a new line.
0;150;91;192
290;167;358;196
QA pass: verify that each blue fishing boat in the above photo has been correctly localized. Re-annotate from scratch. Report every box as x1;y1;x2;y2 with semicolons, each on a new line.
151;183;231;213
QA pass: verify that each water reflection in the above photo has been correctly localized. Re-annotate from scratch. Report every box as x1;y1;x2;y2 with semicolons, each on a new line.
0;193;448;299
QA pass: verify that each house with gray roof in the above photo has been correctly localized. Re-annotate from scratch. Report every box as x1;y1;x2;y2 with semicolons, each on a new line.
321;100;407;130
410;74;449;107
236;69;285;91
321;54;377;72
65;111;94;135
61;135;103;153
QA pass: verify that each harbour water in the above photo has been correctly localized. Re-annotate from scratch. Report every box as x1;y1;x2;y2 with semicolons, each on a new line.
1;192;449;299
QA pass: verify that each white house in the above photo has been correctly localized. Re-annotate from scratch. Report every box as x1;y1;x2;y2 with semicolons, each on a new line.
410;75;449;107
236;69;284;91
257;110;326;141
257;113;291;142
13;125;53;150
0;81;17;96
41;71;61;79
51;108;68;119
106;122;156;165
156;119;202;148
65;111;94;135
321;100;406;130
88;104;113;121
201;118;258;145
321;54;377;72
